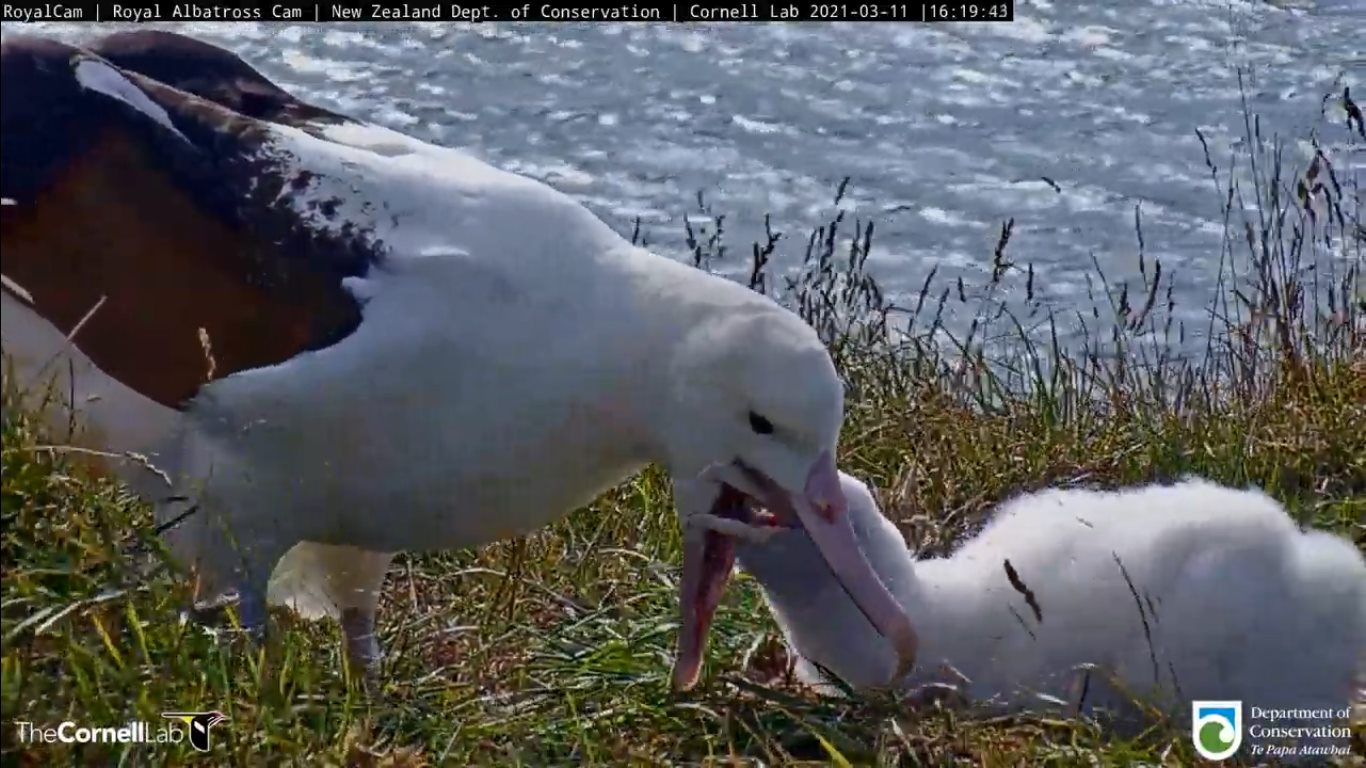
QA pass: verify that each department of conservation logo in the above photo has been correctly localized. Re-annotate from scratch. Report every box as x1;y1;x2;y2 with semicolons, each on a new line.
161;711;228;752
1192;700;1242;761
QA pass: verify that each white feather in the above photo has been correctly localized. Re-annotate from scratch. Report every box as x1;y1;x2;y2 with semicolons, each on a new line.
72;58;189;143
1;274;34;305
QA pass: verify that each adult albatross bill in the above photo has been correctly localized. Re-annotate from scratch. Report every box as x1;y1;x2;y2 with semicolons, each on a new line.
0;32;918;688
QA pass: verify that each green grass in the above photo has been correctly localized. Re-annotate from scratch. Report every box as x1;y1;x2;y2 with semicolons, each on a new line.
3;94;1364;766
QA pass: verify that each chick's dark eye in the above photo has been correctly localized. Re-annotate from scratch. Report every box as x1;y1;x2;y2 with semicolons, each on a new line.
748;411;774;435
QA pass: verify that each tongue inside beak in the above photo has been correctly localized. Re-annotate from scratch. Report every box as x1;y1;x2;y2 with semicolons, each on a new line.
797;451;919;680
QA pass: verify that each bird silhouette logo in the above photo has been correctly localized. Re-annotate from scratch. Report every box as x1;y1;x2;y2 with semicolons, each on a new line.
161;711;228;752
1191;700;1242;761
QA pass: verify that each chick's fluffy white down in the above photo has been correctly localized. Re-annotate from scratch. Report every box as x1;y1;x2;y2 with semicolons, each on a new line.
742;478;1366;724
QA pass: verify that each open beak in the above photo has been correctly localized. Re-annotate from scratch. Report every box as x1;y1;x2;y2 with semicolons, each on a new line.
671;451;918;691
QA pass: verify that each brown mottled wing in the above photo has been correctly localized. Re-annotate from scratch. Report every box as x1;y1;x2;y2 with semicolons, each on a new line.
87;30;351;127
0;35;381;409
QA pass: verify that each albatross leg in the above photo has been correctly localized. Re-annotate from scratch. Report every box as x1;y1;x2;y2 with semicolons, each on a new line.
235;579;270;643
340;606;381;675
225;532;295;643
264;542;393;680
269;543;395;678
332;548;394;679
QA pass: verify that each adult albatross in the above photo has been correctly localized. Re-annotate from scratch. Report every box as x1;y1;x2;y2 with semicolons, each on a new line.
0;32;917;689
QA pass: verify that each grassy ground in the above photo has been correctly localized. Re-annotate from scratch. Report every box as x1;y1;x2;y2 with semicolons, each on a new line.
3;97;1365;766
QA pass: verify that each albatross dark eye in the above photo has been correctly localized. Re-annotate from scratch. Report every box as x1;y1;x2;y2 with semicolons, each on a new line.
748;411;774;435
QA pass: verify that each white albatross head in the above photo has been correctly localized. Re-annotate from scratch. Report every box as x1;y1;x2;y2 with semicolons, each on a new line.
656;308;919;690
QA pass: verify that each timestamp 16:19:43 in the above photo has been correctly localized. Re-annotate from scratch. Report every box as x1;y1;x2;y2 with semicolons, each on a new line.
926;2;1013;21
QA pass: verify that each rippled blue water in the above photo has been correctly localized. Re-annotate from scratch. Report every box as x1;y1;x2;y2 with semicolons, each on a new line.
6;3;1363;346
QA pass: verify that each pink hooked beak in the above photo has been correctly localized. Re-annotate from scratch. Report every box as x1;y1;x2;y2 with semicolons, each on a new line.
795;450;919;679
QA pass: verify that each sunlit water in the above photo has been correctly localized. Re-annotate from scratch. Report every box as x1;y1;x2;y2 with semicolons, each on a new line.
5;2;1363;349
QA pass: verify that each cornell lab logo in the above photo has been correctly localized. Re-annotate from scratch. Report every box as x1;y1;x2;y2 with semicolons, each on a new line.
161;711;228;752
1192;700;1242;760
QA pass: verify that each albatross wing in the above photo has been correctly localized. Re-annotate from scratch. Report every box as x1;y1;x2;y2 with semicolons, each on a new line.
1;35;384;409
